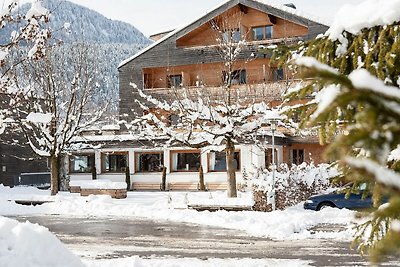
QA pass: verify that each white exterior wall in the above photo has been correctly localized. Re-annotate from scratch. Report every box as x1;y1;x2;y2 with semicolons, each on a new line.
68;144;280;184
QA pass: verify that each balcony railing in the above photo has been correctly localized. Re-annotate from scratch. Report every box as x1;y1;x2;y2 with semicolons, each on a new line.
142;80;305;103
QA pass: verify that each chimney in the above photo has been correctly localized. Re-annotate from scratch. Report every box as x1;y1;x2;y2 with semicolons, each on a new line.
284;3;296;9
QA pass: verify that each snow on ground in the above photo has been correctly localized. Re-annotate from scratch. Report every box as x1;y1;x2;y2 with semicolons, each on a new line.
83;256;310;267
1;211;312;267
0;216;84;267
0;185;357;241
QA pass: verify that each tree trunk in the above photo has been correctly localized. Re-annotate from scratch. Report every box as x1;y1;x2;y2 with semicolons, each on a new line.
161;166;167;191
50;155;59;196
92;166;97;180
226;137;237;198
199;165;206;191
125;166;131;190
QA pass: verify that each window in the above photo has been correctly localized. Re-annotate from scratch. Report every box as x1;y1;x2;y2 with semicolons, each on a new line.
223;28;241;42
171;151;201;172
167;74;182;88
102;153;128;173
143;73;152;89
264;148;278;169
291;149;304;165
252;25;273;41
272;68;284;81
224;70;246;85
69;154;95;173
136;152;164;172
209;151;240;172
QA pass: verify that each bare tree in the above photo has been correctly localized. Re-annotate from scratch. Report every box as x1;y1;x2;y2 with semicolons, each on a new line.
14;43;107;195
0;0;51;134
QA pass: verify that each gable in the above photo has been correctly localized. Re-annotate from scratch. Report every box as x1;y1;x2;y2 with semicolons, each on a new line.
118;0;328;69
176;5;309;48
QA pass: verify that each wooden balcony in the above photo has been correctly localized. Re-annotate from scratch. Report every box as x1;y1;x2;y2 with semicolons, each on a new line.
142;80;303;103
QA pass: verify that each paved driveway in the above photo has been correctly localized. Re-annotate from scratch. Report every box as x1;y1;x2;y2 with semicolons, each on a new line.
11;215;399;266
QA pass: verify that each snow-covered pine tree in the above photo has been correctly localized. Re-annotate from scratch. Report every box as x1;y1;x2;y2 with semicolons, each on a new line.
270;1;400;262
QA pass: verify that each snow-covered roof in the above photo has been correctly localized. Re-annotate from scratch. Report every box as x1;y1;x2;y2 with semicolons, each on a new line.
118;0;327;69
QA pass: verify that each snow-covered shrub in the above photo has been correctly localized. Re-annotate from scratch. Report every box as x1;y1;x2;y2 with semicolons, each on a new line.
250;163;339;211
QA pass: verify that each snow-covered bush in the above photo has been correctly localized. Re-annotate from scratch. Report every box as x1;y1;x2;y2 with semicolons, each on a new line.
250;163;339;211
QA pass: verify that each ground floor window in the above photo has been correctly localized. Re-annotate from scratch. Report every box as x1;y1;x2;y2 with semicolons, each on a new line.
272;68;284;81
167;74;182;88
136;152;164;172
209;151;240;171
291;149;304;165
264;148;278;169
102;153;128;173
223;70;246;85
69;154;95;173
171;151;201;172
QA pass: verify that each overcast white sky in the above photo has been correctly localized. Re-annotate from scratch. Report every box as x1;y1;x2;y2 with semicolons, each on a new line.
15;0;365;36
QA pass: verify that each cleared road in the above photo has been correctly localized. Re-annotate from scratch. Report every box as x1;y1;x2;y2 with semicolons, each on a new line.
11;215;399;266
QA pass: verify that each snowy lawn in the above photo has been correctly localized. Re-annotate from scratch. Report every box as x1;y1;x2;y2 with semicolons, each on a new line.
0;185;357;241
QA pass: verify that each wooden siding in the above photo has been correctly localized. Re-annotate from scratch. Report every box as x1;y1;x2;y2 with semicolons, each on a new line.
282;143;328;165
118;0;328;120
176;6;308;47
142;59;288;89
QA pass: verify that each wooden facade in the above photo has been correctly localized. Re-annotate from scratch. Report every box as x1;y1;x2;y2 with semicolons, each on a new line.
65;0;331;188
118;0;328;120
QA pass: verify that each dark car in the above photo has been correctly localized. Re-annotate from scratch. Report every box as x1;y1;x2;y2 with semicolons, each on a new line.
304;189;373;211
16;172;51;189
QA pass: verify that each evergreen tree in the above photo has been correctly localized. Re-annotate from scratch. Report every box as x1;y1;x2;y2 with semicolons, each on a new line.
269;13;400;263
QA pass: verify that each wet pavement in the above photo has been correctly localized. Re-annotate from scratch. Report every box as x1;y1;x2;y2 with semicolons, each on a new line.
11;215;400;266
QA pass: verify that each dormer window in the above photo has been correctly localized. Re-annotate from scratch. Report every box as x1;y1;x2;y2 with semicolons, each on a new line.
252;25;273;41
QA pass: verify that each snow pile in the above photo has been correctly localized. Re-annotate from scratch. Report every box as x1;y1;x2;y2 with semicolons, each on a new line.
0;184;51;201
84;256;309;267
69;180;127;190
187;191;253;207
327;0;400;40
0;216;84;267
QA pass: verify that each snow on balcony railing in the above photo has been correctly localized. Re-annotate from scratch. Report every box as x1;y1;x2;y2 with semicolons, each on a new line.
143;80;304;102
